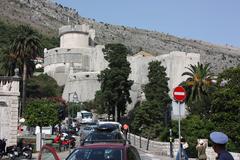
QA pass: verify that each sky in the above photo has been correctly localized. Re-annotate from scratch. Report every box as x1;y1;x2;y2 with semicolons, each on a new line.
55;0;240;47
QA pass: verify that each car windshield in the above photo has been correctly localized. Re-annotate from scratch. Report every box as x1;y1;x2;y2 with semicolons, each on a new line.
66;148;123;160
84;131;124;143
82;113;93;119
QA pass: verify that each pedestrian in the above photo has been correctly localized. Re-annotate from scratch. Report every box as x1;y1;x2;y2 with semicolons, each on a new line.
122;123;129;139
176;137;189;160
210;131;234;160
196;139;207;160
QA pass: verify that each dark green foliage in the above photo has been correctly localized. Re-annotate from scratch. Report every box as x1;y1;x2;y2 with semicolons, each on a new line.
97;43;133;121
24;99;59;127
0;20;59;75
58;105;65;121
210;66;240;151
181;115;214;157
68;102;88;118
167;116;214;158
26;74;61;98
11;25;43;114
181;63;214;118
94;90;106;114
131;61;171;139
132;101;165;138
182;63;213;102
144;61;171;103
40;36;59;52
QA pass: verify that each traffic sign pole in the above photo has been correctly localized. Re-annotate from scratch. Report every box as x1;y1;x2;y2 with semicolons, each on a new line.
178;101;181;160
173;86;186;160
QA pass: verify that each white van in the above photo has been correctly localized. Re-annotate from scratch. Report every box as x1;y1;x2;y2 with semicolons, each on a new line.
77;110;93;123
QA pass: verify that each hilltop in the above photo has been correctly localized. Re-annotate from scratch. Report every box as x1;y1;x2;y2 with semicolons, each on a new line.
0;0;239;73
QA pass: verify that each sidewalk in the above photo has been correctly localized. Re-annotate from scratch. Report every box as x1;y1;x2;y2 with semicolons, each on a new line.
32;150;70;159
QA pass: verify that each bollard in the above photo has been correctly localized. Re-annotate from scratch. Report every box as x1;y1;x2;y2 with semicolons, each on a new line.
134;134;136;145
146;137;150;150
170;128;173;158
139;136;142;148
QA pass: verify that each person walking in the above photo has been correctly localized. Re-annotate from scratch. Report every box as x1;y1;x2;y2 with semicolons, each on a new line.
196;139;207;160
176;137;189;160
122;123;129;139
210;131;234;160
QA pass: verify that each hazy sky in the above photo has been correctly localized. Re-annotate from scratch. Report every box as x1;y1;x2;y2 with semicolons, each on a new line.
55;0;240;47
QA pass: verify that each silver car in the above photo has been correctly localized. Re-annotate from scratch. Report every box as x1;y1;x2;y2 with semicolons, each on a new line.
79;125;97;140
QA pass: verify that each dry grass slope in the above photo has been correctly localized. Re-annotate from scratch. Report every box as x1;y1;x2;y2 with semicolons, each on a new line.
1;0;239;74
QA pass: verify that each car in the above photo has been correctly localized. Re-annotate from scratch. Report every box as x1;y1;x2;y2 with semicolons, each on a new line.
81;123;125;145
66;142;141;160
38;142;141;160
97;121;122;131
79;125;97;140
77;110;94;123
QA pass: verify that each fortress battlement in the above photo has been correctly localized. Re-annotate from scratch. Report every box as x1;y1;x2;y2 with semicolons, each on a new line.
59;24;89;36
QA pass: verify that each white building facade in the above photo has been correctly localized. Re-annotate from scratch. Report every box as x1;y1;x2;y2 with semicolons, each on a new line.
44;24;200;117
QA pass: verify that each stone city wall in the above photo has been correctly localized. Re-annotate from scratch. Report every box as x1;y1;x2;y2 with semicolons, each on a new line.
128;133;240;160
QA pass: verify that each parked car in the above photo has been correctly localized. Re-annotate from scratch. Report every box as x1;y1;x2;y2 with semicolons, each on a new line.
67;142;141;160
38;142;141;160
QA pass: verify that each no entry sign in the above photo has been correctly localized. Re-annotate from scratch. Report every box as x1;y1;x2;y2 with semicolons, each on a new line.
173;86;186;102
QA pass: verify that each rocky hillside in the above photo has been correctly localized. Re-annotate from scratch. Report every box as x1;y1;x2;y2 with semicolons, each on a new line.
1;0;239;74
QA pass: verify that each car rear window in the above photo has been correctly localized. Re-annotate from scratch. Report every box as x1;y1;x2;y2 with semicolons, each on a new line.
85;131;124;142
67;148;123;160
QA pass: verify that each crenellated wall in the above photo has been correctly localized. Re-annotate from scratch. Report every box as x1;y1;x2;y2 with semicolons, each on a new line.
0;77;20;146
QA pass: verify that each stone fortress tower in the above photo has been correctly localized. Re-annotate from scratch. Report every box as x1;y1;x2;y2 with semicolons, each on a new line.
44;24;108;102
44;23;200;115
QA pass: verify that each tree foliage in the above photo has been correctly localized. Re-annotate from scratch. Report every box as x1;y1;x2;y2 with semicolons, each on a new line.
10;25;42;115
11;25;41;76
145;61;171;103
24;99;59;127
68;102;91;118
0;20;59;75
26;74;62;98
131;61;171;139
210;66;240;151
169;115;214;157
97;43;133;121
93;91;106;114
181;63;214;117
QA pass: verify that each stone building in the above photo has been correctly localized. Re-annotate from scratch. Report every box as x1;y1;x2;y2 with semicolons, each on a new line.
44;24;200;116
0;75;20;146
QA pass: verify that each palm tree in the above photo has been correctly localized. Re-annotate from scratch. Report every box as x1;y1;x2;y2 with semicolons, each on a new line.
0;48;16;76
181;63;213;116
11;25;41;116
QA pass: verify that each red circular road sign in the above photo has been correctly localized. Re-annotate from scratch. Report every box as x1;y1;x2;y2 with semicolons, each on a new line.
173;86;186;102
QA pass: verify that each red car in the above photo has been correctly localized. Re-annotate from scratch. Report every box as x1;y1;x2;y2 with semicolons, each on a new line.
67;142;141;160
39;141;141;160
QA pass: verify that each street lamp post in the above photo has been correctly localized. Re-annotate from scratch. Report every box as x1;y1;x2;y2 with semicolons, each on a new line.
67;91;79;153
